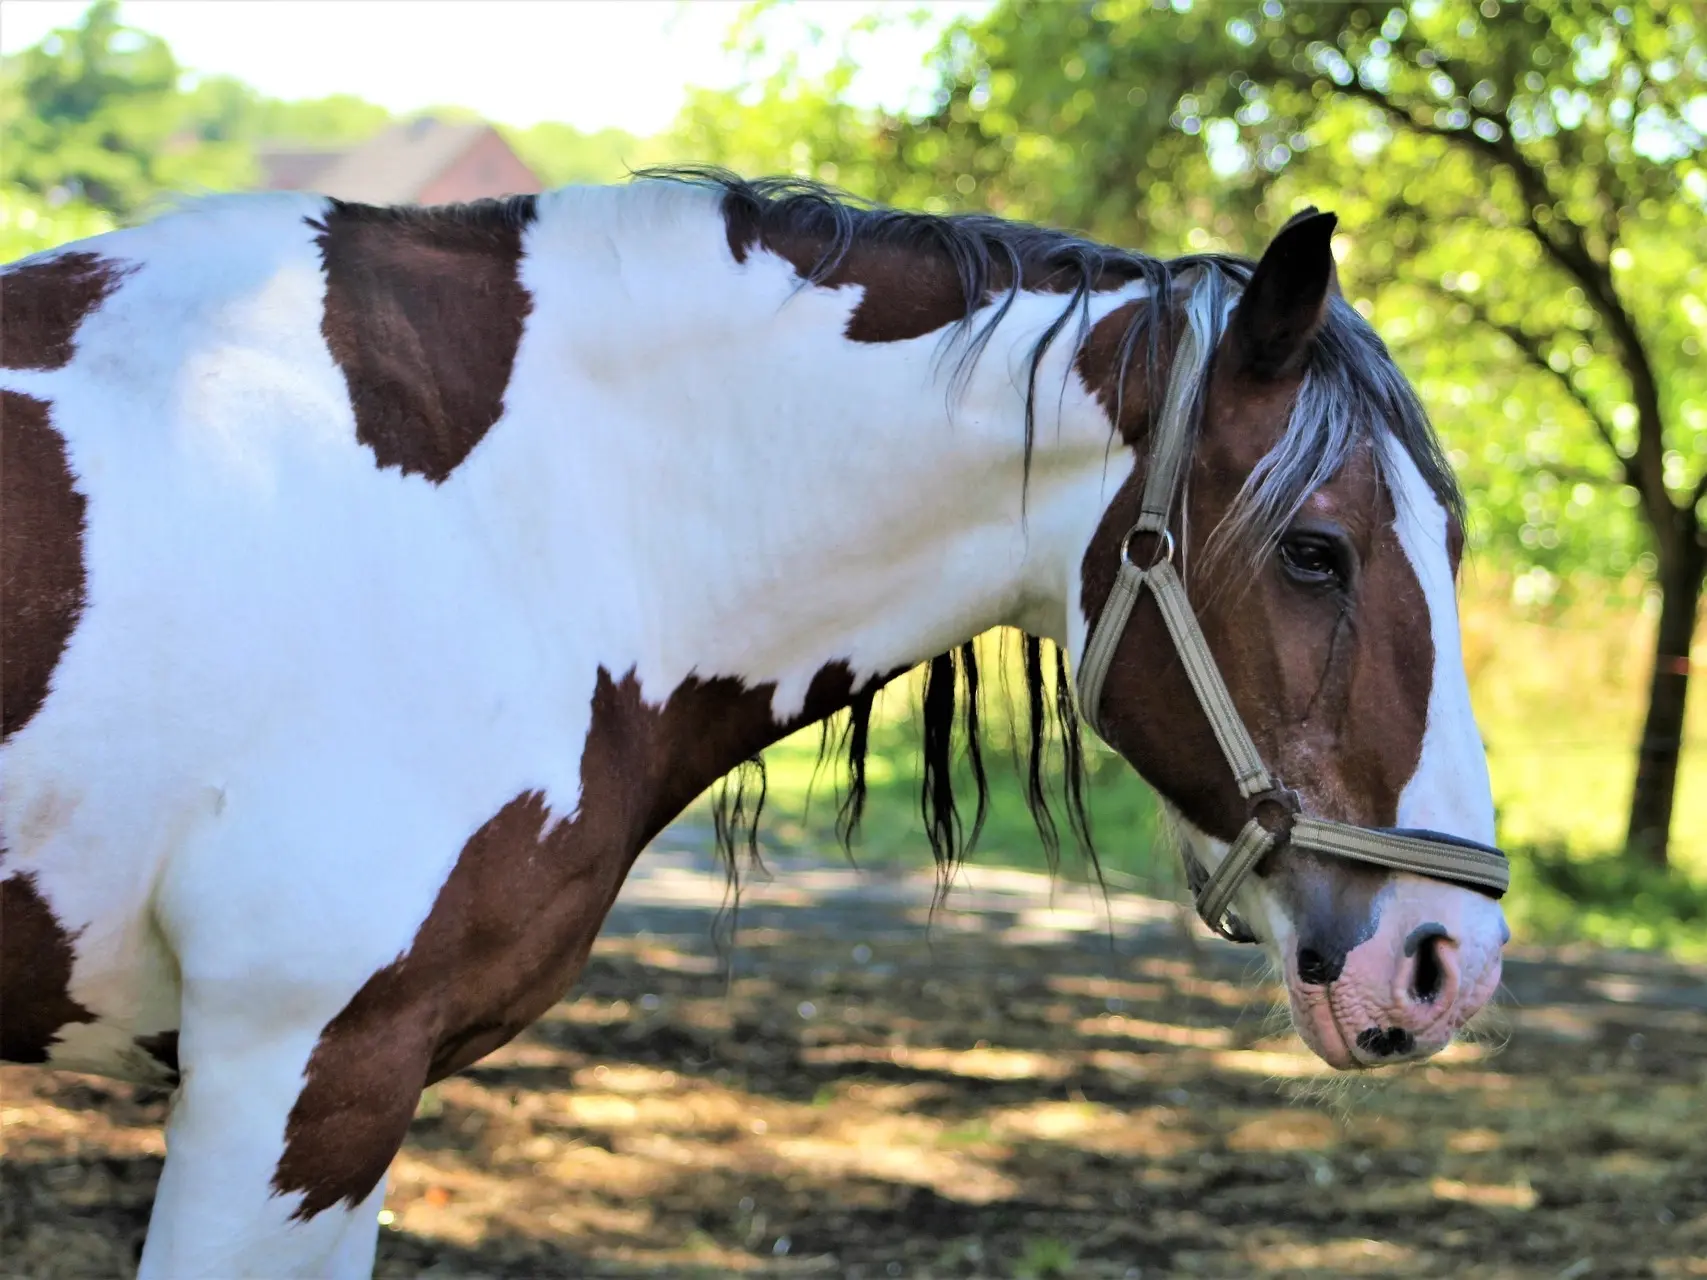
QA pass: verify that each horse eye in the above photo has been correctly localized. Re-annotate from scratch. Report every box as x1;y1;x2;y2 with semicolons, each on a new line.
1278;532;1348;588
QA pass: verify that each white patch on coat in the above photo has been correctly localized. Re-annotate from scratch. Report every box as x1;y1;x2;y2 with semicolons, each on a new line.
1382;441;1497;844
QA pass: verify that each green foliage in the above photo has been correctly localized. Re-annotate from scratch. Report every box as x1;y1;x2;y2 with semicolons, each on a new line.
504;122;663;187
181;76;391;147
933;0;1706;587
1013;1235;1081;1280
0;184;115;261
1507;843;1707;958
665;6;947;207
0;0;252;215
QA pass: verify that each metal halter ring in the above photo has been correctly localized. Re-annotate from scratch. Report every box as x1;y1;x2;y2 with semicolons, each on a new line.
1119;526;1175;570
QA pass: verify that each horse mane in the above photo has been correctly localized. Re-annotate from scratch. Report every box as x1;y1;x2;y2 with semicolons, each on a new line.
631;167;1465;894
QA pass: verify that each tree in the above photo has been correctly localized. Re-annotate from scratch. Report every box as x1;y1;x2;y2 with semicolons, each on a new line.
692;0;1704;864
0;185;114;261
504;122;664;188
0;0;250;216
180;76;391;149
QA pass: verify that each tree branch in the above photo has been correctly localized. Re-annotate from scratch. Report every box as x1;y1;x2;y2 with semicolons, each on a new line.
1300;71;1681;557
1421;282;1643;499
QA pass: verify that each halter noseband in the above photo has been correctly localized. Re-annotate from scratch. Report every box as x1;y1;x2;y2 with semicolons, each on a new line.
1074;311;1510;944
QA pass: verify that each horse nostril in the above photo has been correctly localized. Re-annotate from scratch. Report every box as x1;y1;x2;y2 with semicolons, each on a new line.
1355;1026;1416;1058
1405;923;1451;1004
1296;946;1342;986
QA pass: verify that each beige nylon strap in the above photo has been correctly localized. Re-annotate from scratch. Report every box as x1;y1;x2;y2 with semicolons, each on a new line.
1193;818;1510;940
1133;316;1204;535
1075;560;1145;741
1195;818;1279;936
1289;819;1511;893
1076;313;1208;740
1144;560;1274;800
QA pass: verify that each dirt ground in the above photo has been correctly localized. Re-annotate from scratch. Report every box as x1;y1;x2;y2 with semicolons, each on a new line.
3;842;1705;1279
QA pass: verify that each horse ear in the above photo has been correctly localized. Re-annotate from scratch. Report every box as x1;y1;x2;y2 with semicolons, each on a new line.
1229;208;1339;380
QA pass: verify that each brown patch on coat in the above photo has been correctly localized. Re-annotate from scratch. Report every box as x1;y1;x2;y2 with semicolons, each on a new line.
271;662;869;1219
2;393;89;743
1073;300;1144;429
0;868;95;1063
0;254;115;1065
311;198;537;484
1072;298;1195;447
0;251;128;371
2;252;123;740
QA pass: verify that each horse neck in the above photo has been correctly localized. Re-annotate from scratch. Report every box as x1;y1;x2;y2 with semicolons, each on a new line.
488;184;1135;793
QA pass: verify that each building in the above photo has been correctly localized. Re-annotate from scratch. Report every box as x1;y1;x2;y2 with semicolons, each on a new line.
256;116;542;205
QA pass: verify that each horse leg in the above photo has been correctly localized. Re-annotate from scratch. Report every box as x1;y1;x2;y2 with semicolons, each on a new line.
137;993;423;1279
138;767;457;1279
324;1178;390;1277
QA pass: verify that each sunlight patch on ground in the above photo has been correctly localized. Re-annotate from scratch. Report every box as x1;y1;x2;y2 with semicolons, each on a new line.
558;1089;756;1135
387;1151;568;1249
1434;1039;1493;1063
1502;1005;1607;1043
824;1079;953;1111
1076;1013;1236;1048
767;1133;1019;1203
1242;1235;1419;1274
571;1064;683;1094
541;1145;674;1199
1446;1127;1503;1153
801;1042;1075;1081
1225;1110;1340;1153
1132;956;1282;1007
1205;1047;1334;1079
0;1084;165;1161
1430;1176;1539;1210
1046;974;1170;1002
987;1100;1200;1158
1590;1150;1675;1182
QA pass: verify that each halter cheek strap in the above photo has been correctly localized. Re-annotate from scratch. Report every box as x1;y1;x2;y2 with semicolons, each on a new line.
1074;308;1509;943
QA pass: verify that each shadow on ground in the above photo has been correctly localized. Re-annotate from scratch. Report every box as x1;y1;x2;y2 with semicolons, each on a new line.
3;842;1705;1278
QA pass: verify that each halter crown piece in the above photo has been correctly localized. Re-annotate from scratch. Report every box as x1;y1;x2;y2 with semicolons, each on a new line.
1073;309;1510;944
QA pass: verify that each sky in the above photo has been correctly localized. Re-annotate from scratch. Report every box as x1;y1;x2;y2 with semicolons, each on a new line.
0;0;993;135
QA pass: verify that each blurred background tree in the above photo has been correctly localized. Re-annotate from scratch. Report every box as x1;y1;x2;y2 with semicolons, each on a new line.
0;0;250;214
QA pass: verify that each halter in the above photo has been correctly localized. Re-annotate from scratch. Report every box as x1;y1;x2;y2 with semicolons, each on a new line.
1074;315;1510;944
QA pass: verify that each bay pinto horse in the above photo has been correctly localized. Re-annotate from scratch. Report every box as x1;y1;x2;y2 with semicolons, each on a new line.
1;169;1509;1277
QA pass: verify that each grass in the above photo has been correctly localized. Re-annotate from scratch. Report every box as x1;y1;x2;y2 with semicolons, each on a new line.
679;574;1706;957
744;676;1171;889
1013;1236;1081;1279
1459;568;1707;875
1503;844;1707;960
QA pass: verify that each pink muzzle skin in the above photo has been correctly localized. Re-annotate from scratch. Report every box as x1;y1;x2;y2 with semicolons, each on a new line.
1282;873;1509;1069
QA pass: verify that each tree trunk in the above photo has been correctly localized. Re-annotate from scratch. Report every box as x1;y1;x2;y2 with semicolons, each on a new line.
1625;543;1706;866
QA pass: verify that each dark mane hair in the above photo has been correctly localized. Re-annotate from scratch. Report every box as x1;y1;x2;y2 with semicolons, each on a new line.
634;167;1464;893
